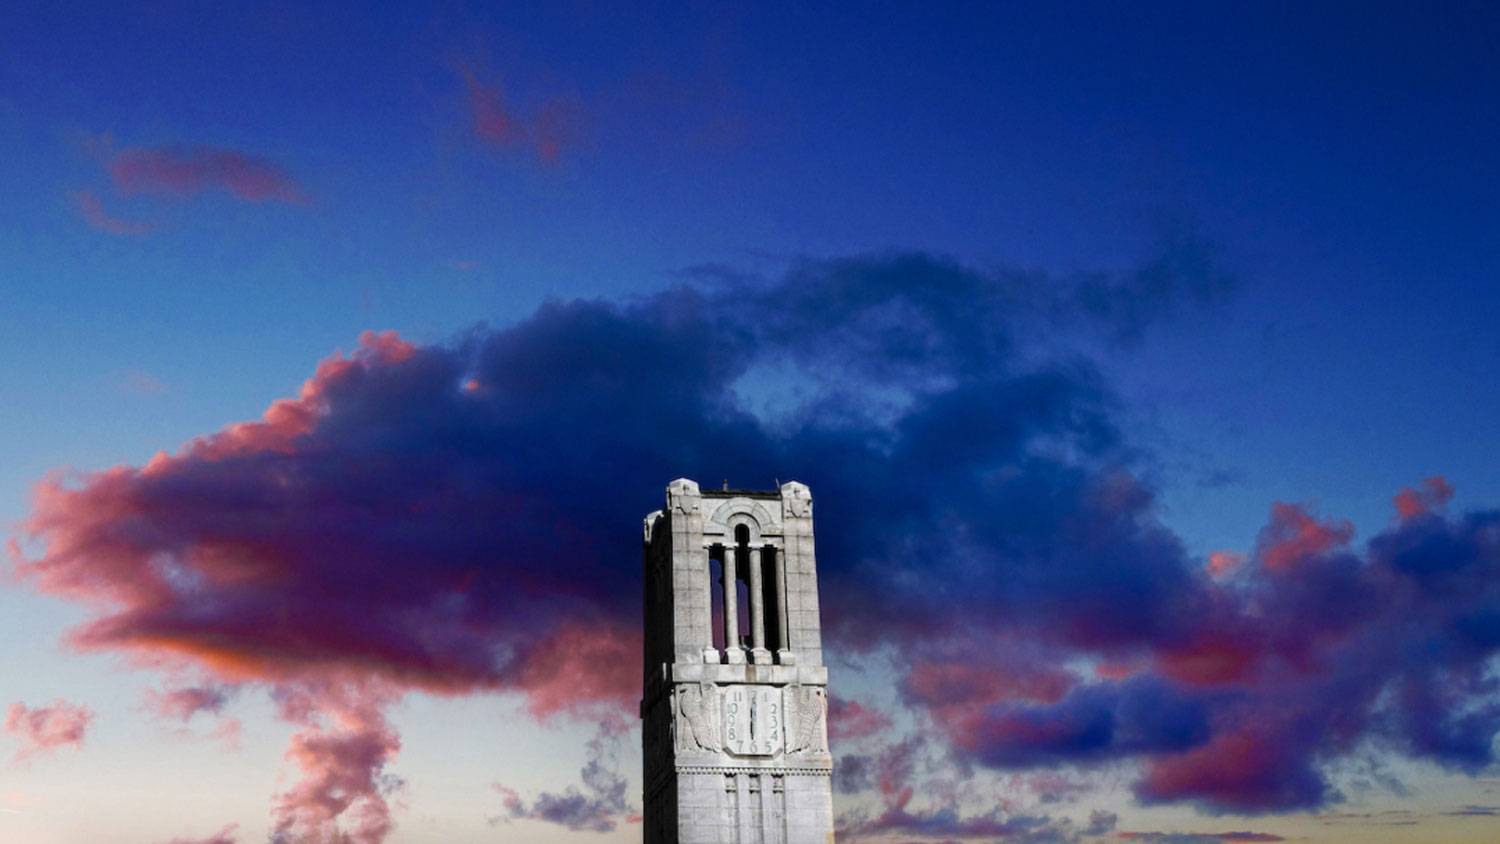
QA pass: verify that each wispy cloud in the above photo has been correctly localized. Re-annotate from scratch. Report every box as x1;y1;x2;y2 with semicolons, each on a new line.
123;370;168;395
154;823;239;844
455;64;581;164
71;188;153;235
109;145;306;203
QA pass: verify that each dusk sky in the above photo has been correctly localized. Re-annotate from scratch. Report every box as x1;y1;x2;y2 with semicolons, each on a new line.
3;2;1500;843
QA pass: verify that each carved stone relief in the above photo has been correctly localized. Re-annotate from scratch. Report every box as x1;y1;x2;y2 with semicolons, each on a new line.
677;682;720;752
785;686;827;755
782;484;812;518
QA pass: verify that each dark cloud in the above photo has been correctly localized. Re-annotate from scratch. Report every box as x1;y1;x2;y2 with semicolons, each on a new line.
1083;809;1118;835
1117;833;1285;844
833;752;873;795
947;676;1212;770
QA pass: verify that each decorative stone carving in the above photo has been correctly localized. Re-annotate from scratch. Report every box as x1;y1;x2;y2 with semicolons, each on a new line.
787;686;827;755
677;682;720;752
782;483;812;518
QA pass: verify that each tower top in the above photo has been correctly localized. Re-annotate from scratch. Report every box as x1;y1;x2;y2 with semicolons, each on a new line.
643;477;821;674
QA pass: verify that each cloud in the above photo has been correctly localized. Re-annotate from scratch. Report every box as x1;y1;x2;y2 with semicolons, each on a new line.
269;682;404;844
1083;809;1117;834
457;65;581;164
71;188;153;235
1444;804;1499;816
142;684;242;749
1118;833;1285;843
155;825;239;844
1070;219;1237;345
1394;476;1455;520
143;685;231;722
1253;502;1355;571
460;67;525;148
492;724;630;833
828;694;893;744
4;699;93;761
937;676;1212;770
124;370;169;395
109;145;305;203
13;241;1500;830
1206;549;1244;577
836;733;1082;843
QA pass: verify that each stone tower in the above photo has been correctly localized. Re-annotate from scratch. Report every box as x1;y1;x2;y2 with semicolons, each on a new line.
641;479;834;844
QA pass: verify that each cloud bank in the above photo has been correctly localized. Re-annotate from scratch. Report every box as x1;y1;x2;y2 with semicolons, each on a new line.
12;241;1500;838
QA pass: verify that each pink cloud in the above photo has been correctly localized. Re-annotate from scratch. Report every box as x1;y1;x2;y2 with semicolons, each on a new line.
460;67;526;148
4;699;94;761
109;145;305;204
71;188;153;235
1137;727;1326;812
1206;549;1245;577
456;66;581;164
142;684;243;748
1254;502;1354;571
1154;632;1260;686
1393;475;1455;519
0;791;41;807
272;685;402;844
12;329;641;840
143;685;230;722
827;694;894;744
532;95;582;163
902;655;1076;749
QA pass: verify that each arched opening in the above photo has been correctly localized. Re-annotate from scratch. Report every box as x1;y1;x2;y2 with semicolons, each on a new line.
736;578;751;646
761;545;782;654
709;554;725;652
733;524;752;648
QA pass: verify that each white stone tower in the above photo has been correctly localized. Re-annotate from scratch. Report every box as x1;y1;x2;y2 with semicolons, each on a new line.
642;479;834;844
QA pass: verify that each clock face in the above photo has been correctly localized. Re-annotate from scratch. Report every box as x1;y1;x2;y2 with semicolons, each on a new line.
722;686;781;756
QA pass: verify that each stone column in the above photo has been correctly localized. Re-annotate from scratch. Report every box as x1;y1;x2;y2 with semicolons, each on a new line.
721;545;744;664
748;547;770;665
772;546;792;665
700;545;717;664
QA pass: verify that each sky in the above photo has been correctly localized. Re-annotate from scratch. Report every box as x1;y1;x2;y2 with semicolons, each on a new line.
2;2;1500;843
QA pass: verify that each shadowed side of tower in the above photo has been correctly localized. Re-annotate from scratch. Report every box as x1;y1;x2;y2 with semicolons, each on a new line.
642;479;834;844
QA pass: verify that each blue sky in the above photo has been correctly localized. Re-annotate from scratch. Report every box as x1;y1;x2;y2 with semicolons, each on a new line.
3;3;1500;843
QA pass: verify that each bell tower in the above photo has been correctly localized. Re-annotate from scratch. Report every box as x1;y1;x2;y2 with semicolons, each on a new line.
642;479;834;844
